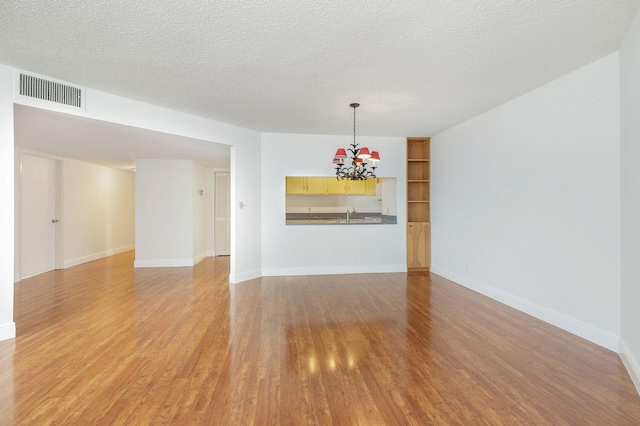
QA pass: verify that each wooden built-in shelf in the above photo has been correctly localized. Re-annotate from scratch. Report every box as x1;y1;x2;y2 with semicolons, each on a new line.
407;137;431;270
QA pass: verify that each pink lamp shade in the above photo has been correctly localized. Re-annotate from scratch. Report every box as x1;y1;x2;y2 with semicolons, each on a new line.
369;151;380;164
357;147;371;159
334;148;348;159
332;157;344;164
355;157;363;163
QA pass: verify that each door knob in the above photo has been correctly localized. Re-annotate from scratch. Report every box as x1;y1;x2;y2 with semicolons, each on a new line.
51;219;58;223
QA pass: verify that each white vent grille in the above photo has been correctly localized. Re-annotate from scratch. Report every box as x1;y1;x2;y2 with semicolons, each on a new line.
19;73;82;108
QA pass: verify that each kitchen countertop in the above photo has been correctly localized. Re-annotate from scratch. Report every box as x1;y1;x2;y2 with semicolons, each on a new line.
286;213;397;225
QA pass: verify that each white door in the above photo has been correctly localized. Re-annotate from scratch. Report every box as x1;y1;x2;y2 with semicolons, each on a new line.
214;172;230;256
21;155;57;278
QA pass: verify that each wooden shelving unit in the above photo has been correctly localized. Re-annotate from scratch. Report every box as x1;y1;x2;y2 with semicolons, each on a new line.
407;138;431;270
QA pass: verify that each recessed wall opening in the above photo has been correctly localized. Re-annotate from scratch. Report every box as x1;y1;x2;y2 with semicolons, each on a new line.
285;176;397;225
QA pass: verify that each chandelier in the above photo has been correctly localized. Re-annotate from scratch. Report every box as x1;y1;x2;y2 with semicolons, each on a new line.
333;103;380;181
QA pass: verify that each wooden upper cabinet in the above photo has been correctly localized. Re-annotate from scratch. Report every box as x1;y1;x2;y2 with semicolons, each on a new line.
365;178;379;195
286;177;379;195
305;177;327;194
286;177;306;194
347;180;366;195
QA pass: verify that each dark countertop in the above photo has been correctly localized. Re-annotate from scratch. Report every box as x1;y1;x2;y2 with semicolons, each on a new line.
286;213;397;225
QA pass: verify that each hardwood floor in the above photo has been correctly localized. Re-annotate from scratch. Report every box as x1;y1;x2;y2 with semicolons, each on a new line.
1;251;639;425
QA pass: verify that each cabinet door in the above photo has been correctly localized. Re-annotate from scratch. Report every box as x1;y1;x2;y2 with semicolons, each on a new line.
365;178;379;195
305;177;327;194
347;180;366;195
286;177;306;194
407;222;431;269
326;178;348;194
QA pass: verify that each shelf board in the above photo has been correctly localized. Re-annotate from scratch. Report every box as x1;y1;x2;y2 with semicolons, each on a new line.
407;159;430;162
408;180;429;182
408;200;430;203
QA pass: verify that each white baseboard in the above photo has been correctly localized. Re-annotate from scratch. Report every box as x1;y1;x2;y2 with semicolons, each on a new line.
14;272;20;283
430;265;619;351
262;264;407;278
135;251;212;268
64;244;135;269
231;263;407;284
0;322;16;341
206;249;216;257
134;258;195;267
193;251;207;265
229;268;262;284
620;339;640;397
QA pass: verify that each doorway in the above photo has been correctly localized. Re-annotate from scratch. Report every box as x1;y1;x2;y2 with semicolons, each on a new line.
214;172;230;256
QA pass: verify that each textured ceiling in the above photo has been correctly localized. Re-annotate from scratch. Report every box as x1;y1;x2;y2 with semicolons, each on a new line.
1;1;639;137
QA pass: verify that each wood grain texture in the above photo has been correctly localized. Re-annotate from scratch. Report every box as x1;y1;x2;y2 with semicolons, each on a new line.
407;222;431;270
1;251;639;424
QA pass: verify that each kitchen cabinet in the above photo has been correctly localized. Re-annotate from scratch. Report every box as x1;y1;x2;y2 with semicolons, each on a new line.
326;178;348;194
286;177;306;194
286;177;327;194
347;180;366;195
365;178;379;195
306;177;327;194
286;177;378;196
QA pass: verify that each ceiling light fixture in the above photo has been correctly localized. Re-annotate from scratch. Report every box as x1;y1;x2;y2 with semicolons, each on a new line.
333;103;380;181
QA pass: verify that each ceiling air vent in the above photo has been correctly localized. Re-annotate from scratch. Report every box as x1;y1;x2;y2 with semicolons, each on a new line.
19;73;82;108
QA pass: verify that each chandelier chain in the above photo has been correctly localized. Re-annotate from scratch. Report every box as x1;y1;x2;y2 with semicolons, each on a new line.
333;103;379;181
353;105;356;147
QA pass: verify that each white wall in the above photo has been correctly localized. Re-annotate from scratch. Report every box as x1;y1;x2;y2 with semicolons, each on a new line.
62;158;135;268
261;133;406;276
13;151;135;275
135;159;210;267
431;53;621;350
83;89;262;281
135;160;195;266
0;65;15;340
193;162;207;264
620;6;640;394
6;73;261;283
230;144;262;282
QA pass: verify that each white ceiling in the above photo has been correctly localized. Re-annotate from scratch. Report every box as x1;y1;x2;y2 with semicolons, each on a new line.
2;1;639;165
14;104;230;170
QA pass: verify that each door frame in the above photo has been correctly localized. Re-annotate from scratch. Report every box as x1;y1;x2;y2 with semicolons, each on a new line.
15;148;65;282
214;170;231;256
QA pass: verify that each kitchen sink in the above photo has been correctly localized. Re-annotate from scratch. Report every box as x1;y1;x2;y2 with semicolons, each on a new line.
286;217;382;225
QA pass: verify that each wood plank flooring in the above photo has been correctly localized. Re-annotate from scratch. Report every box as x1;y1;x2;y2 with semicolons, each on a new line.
1;250;639;424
